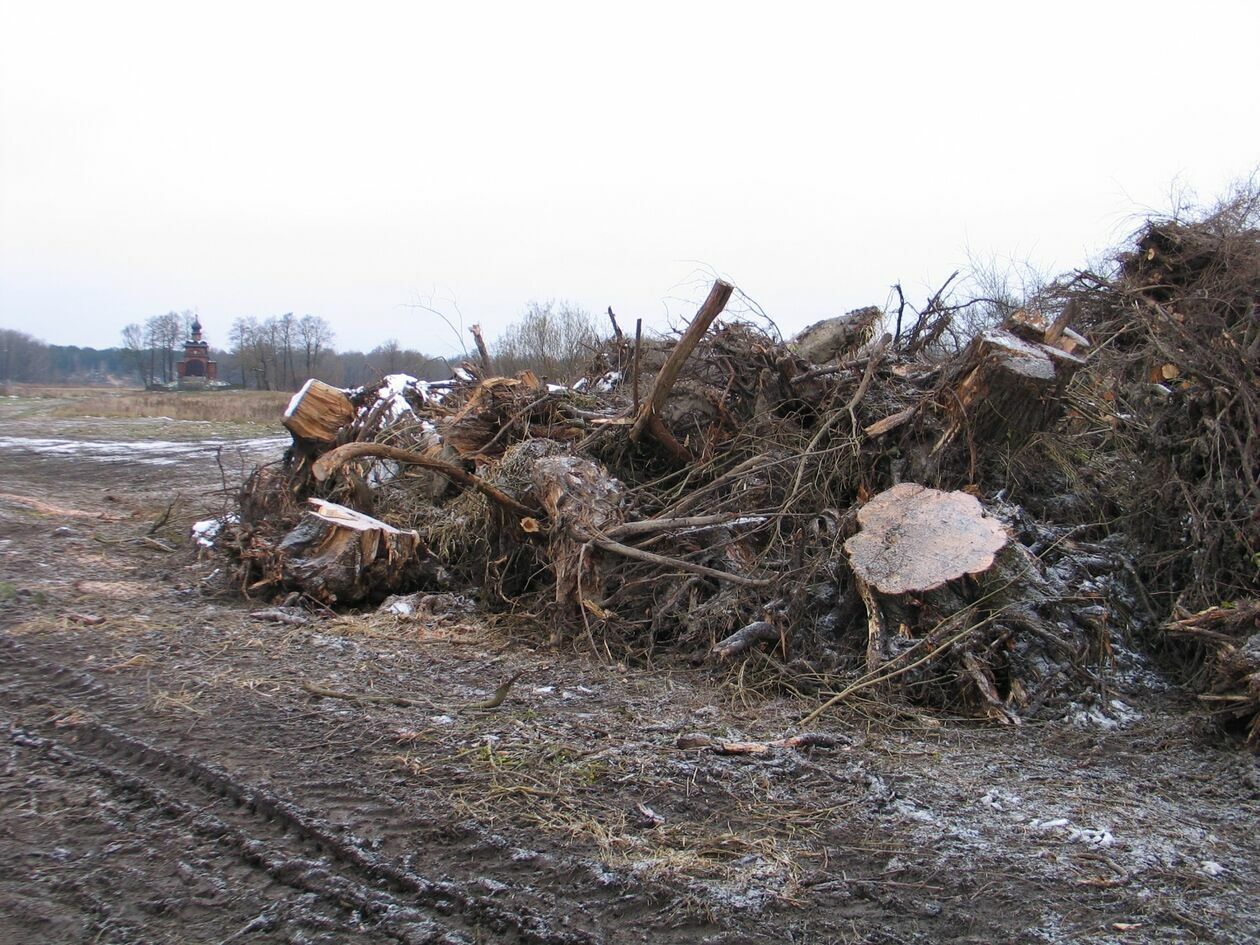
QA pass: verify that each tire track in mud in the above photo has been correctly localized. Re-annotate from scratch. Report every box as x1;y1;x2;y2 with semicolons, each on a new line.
0;633;601;945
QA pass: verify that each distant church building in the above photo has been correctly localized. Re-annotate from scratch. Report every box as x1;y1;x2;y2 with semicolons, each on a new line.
176;318;218;386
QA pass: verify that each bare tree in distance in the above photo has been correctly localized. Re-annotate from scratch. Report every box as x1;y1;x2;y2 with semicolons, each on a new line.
298;315;335;379
142;314;183;384
120;323;147;385
492;300;604;381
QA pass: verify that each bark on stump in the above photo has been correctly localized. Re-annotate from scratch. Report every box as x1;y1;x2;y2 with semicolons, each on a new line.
936;329;1086;453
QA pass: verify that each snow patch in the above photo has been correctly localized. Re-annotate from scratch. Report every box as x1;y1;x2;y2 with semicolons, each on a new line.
360;374;447;426
890;798;937;824
0;435;287;467
191;514;237;549
285;379;314;418
594;370;622;393
1067;698;1143;730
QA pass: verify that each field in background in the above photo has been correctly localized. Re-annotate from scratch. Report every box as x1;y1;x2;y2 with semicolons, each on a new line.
5;385;293;424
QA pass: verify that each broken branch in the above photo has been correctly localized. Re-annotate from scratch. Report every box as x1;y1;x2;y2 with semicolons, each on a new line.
312;442;536;519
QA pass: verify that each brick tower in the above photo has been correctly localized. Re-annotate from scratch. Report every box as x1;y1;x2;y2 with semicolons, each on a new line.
176;317;218;386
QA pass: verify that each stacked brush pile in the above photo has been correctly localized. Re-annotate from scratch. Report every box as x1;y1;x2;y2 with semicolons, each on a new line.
215;272;1167;730
204;196;1260;742
1063;193;1260;742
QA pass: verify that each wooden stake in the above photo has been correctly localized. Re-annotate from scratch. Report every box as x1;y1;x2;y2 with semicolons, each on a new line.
469;324;494;377
1044;299;1077;346
632;317;643;414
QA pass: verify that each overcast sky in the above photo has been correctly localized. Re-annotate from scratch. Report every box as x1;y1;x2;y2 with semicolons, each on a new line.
2;1;1257;355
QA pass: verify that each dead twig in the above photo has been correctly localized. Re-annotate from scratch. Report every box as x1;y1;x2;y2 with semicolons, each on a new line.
301;681;417;706
462;670;525;710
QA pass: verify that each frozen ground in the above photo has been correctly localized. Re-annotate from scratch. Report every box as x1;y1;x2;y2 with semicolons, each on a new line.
0;398;1256;944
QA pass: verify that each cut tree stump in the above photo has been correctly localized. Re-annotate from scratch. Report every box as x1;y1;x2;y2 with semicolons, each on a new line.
844;484;1008;669
845;484;1008;596
935;329;1086;454
275;499;422;604
284;380;356;444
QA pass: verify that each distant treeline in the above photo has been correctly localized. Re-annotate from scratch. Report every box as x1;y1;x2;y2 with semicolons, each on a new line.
1;300;610;390
0;320;456;390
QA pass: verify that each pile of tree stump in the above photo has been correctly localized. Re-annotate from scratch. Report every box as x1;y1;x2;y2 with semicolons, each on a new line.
207;270;1167;730
211;201;1260;744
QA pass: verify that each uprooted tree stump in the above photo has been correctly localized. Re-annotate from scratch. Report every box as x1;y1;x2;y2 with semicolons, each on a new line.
844;483;1008;671
274;499;424;604
790;306;882;364
530;451;625;623
836;483;1134;724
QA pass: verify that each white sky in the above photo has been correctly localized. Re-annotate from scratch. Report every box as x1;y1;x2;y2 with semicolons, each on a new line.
2;0;1258;354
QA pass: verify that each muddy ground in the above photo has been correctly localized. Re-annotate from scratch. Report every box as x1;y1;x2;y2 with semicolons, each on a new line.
1;395;1257;945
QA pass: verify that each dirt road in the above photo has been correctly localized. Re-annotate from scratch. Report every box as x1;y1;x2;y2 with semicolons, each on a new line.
1;400;1257;944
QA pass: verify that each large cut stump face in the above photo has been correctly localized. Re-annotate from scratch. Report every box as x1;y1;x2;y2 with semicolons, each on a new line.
844;483;1008;595
276;499;421;604
284;379;356;444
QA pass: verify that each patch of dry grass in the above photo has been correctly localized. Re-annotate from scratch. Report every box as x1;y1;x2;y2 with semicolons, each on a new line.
4;384;123;399
41;389;292;423
391;712;839;903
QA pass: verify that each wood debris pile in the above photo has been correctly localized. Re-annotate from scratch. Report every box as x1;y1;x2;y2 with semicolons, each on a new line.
1165;602;1260;743
1063;195;1260;742
212;272;1168;728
